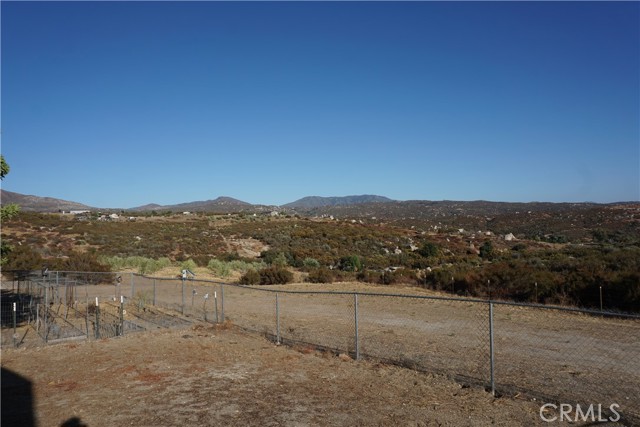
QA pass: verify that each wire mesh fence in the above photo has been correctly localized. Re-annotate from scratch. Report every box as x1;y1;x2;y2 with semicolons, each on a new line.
1;270;638;423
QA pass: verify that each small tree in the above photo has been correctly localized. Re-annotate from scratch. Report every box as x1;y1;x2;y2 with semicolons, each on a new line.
479;241;494;260
339;255;362;272
1;155;19;265
418;242;440;258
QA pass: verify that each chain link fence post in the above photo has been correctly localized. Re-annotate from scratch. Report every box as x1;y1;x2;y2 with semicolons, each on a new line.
220;284;225;322
119;296;125;336
95;297;100;339
489;301;495;396
354;293;359;360
181;277;185;315
153;278;157;306
214;290;219;323
13;302;17;348
276;292;281;344
44;283;48;344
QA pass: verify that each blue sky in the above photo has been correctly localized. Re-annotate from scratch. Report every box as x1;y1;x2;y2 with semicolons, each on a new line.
2;1;638;208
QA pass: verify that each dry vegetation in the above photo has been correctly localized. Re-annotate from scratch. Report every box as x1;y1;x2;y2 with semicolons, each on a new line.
2;203;639;312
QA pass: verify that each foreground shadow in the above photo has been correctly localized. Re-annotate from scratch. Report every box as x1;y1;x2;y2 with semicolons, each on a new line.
1;367;35;427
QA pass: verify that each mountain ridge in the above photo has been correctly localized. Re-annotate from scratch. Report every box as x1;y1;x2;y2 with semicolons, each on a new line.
283;195;394;209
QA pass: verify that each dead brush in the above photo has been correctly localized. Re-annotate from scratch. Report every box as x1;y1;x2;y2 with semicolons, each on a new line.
213;320;233;331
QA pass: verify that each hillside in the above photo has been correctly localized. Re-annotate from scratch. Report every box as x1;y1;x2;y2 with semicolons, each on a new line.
284;195;394;209
0;189;95;212
130;196;255;213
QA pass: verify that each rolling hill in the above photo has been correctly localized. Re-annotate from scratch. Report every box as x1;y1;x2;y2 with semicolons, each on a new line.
283;195;394;209
0;190;95;212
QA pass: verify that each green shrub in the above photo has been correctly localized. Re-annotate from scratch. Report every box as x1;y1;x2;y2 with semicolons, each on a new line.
208;258;231;278
302;257;320;269
417;242;440;258
180;259;197;272
338;255;362;272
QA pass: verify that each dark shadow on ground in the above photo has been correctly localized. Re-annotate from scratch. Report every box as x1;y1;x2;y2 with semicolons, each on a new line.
1;367;36;427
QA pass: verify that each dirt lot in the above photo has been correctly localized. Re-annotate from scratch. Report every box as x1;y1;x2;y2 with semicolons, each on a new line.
1;322;550;427
3;278;638;426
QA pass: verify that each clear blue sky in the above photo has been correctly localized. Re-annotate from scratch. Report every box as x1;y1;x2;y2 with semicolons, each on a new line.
2;1;638;208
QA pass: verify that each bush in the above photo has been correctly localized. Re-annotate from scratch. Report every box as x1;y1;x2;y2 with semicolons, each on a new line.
100;256;171;275
417;242;440;258
239;269;260;285
208;258;231;278
258;266;293;285
338;255;362;272
180;259;197;272
356;270;379;284
3;244;43;272
306;267;334;283
302;257;320;269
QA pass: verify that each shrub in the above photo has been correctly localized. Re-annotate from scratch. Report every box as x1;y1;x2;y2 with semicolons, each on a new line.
239;269;260;285
417;242;440;258
338;255;362;272
258;266;293;285
3;244;43;272
302;257;321;270
208;258;231;278
306;267;334;283
180;259;197;272
356;270;379;284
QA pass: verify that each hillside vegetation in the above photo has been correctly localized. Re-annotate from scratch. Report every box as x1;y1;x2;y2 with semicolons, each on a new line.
2;203;639;312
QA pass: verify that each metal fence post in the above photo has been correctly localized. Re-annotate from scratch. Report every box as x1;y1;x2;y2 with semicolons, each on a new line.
220;284;225;322
95;297;101;339
44;284;48;344
153;278;157;306
354;293;359;360
131;273;135;299
214;290;219;323
13;302;17;348
489;302;495;396
119;295;125;336
276;292;281;344
181;277;185;315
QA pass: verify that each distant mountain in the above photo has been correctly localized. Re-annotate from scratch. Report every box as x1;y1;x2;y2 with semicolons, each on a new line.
0;189;95;212
283;195;394;209
130;196;253;213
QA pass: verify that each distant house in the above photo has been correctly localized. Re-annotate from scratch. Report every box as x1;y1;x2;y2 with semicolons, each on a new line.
183;212;191;215
109;213;119;220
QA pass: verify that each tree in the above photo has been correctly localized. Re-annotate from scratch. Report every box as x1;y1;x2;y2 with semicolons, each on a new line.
1;155;20;265
0;155;9;179
418;242;440;258
339;255;362;272
479;241;494;260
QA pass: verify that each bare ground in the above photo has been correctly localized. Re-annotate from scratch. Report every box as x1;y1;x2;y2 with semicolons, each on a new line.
1;323;549;427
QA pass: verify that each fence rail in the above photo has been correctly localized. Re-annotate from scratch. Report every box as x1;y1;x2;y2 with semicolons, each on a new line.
1;270;638;423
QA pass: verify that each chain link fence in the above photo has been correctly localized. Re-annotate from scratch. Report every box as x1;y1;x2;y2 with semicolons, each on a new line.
1;270;638;423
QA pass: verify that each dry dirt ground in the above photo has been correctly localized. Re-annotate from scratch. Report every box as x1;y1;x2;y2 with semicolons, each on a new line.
0;322;552;427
